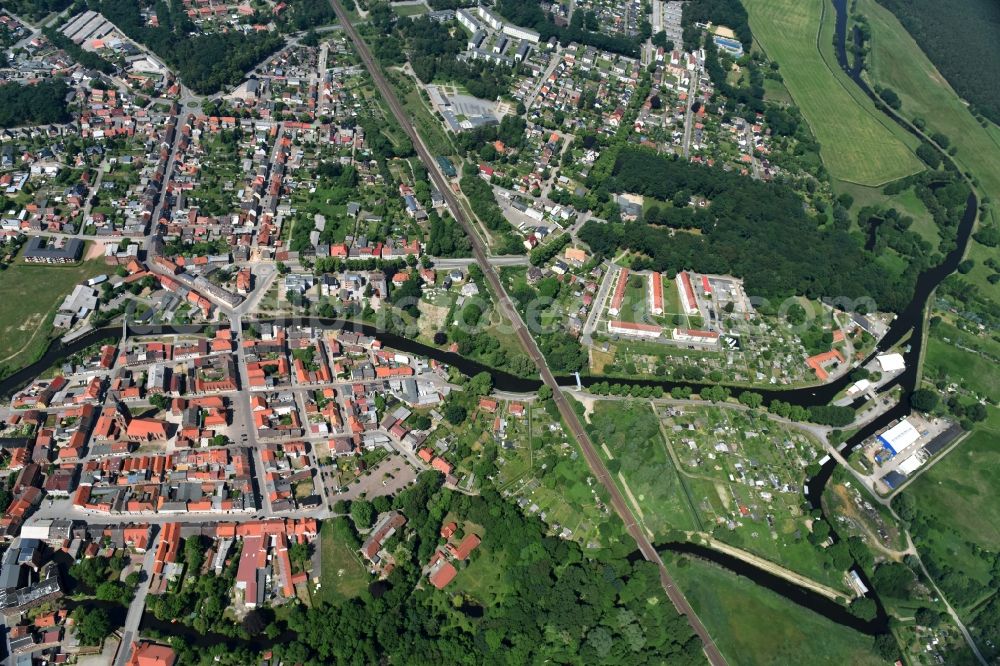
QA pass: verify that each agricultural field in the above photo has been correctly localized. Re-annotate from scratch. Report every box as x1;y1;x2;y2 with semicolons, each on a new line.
0;246;105;380
665;554;885;666
744;0;923;186
856;0;1000;298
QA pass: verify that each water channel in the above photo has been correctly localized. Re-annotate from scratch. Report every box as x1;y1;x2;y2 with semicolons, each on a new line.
0;0;978;640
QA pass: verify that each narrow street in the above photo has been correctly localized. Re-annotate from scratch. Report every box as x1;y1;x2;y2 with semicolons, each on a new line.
111;528;162;666
326;2;729;662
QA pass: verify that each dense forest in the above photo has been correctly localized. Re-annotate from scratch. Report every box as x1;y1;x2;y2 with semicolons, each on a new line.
151;474;704;665
88;0;284;94
579;147;914;310
876;0;1000;125
0;79;71;127
495;0;640;57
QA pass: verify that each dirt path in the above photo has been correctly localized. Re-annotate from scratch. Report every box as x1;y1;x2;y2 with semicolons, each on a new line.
696;534;846;601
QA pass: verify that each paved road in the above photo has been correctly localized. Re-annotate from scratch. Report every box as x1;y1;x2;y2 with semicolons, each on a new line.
327;2;727;663
111;527;161;666
681;69;700;158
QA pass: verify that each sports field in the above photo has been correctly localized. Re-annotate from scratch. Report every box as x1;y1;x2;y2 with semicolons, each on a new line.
744;0;923;186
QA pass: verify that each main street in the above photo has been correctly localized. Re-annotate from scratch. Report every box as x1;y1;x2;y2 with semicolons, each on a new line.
326;2;727;662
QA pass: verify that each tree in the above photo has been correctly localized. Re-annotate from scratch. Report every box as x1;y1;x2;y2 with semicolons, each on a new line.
95;580;132;605
148;393;169;410
872;634;900;661
468;371;493;397
910;388;939;412
444;403;467;425
72;607;113;646
351;499;376;529
849;597;878;621
738;392;763;409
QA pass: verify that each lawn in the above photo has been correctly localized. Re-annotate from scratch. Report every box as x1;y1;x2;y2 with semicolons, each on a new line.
744;0;923;185
857;0;1000;300
666;554;884;666
393;3;428;16
315;520;370;605
0;246;105;378
451;544;510;605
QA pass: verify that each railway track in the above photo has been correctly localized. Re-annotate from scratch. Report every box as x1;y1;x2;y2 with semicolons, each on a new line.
326;4;728;662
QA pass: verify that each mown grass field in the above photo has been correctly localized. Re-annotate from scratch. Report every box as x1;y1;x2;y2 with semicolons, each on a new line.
857;0;1000;298
744;0;923;186
666;554;884;666
316;520;370;605
0;246;105;377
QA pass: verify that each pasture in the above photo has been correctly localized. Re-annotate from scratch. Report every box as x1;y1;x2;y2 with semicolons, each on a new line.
744;0;923;186
666;554;884;666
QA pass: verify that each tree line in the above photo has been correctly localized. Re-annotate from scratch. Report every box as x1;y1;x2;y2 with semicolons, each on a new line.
876;0;1000;125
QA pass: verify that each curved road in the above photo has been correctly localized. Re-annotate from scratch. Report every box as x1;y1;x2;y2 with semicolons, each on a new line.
327;2;727;663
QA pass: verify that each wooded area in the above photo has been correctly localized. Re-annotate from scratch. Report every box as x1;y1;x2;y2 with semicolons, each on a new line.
0;79;70;127
876;0;1000;125
90;0;284;94
580;147;913;310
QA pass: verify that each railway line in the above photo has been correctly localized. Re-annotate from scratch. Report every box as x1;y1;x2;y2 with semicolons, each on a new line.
326;2;728;662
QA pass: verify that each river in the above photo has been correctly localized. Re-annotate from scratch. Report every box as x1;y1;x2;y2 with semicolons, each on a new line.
0;0;978;639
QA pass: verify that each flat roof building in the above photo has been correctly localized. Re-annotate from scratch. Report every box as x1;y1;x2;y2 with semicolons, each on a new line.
23;237;83;264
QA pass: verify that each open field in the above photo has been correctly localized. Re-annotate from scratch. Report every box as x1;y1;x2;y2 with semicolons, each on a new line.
744;0;923;186
924;321;1000;402
0;246;105;377
452;543;510;604
393;2;428;16
315;520;370;605
857;0;1000;300
904;409;1000;554
665;554;884;666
